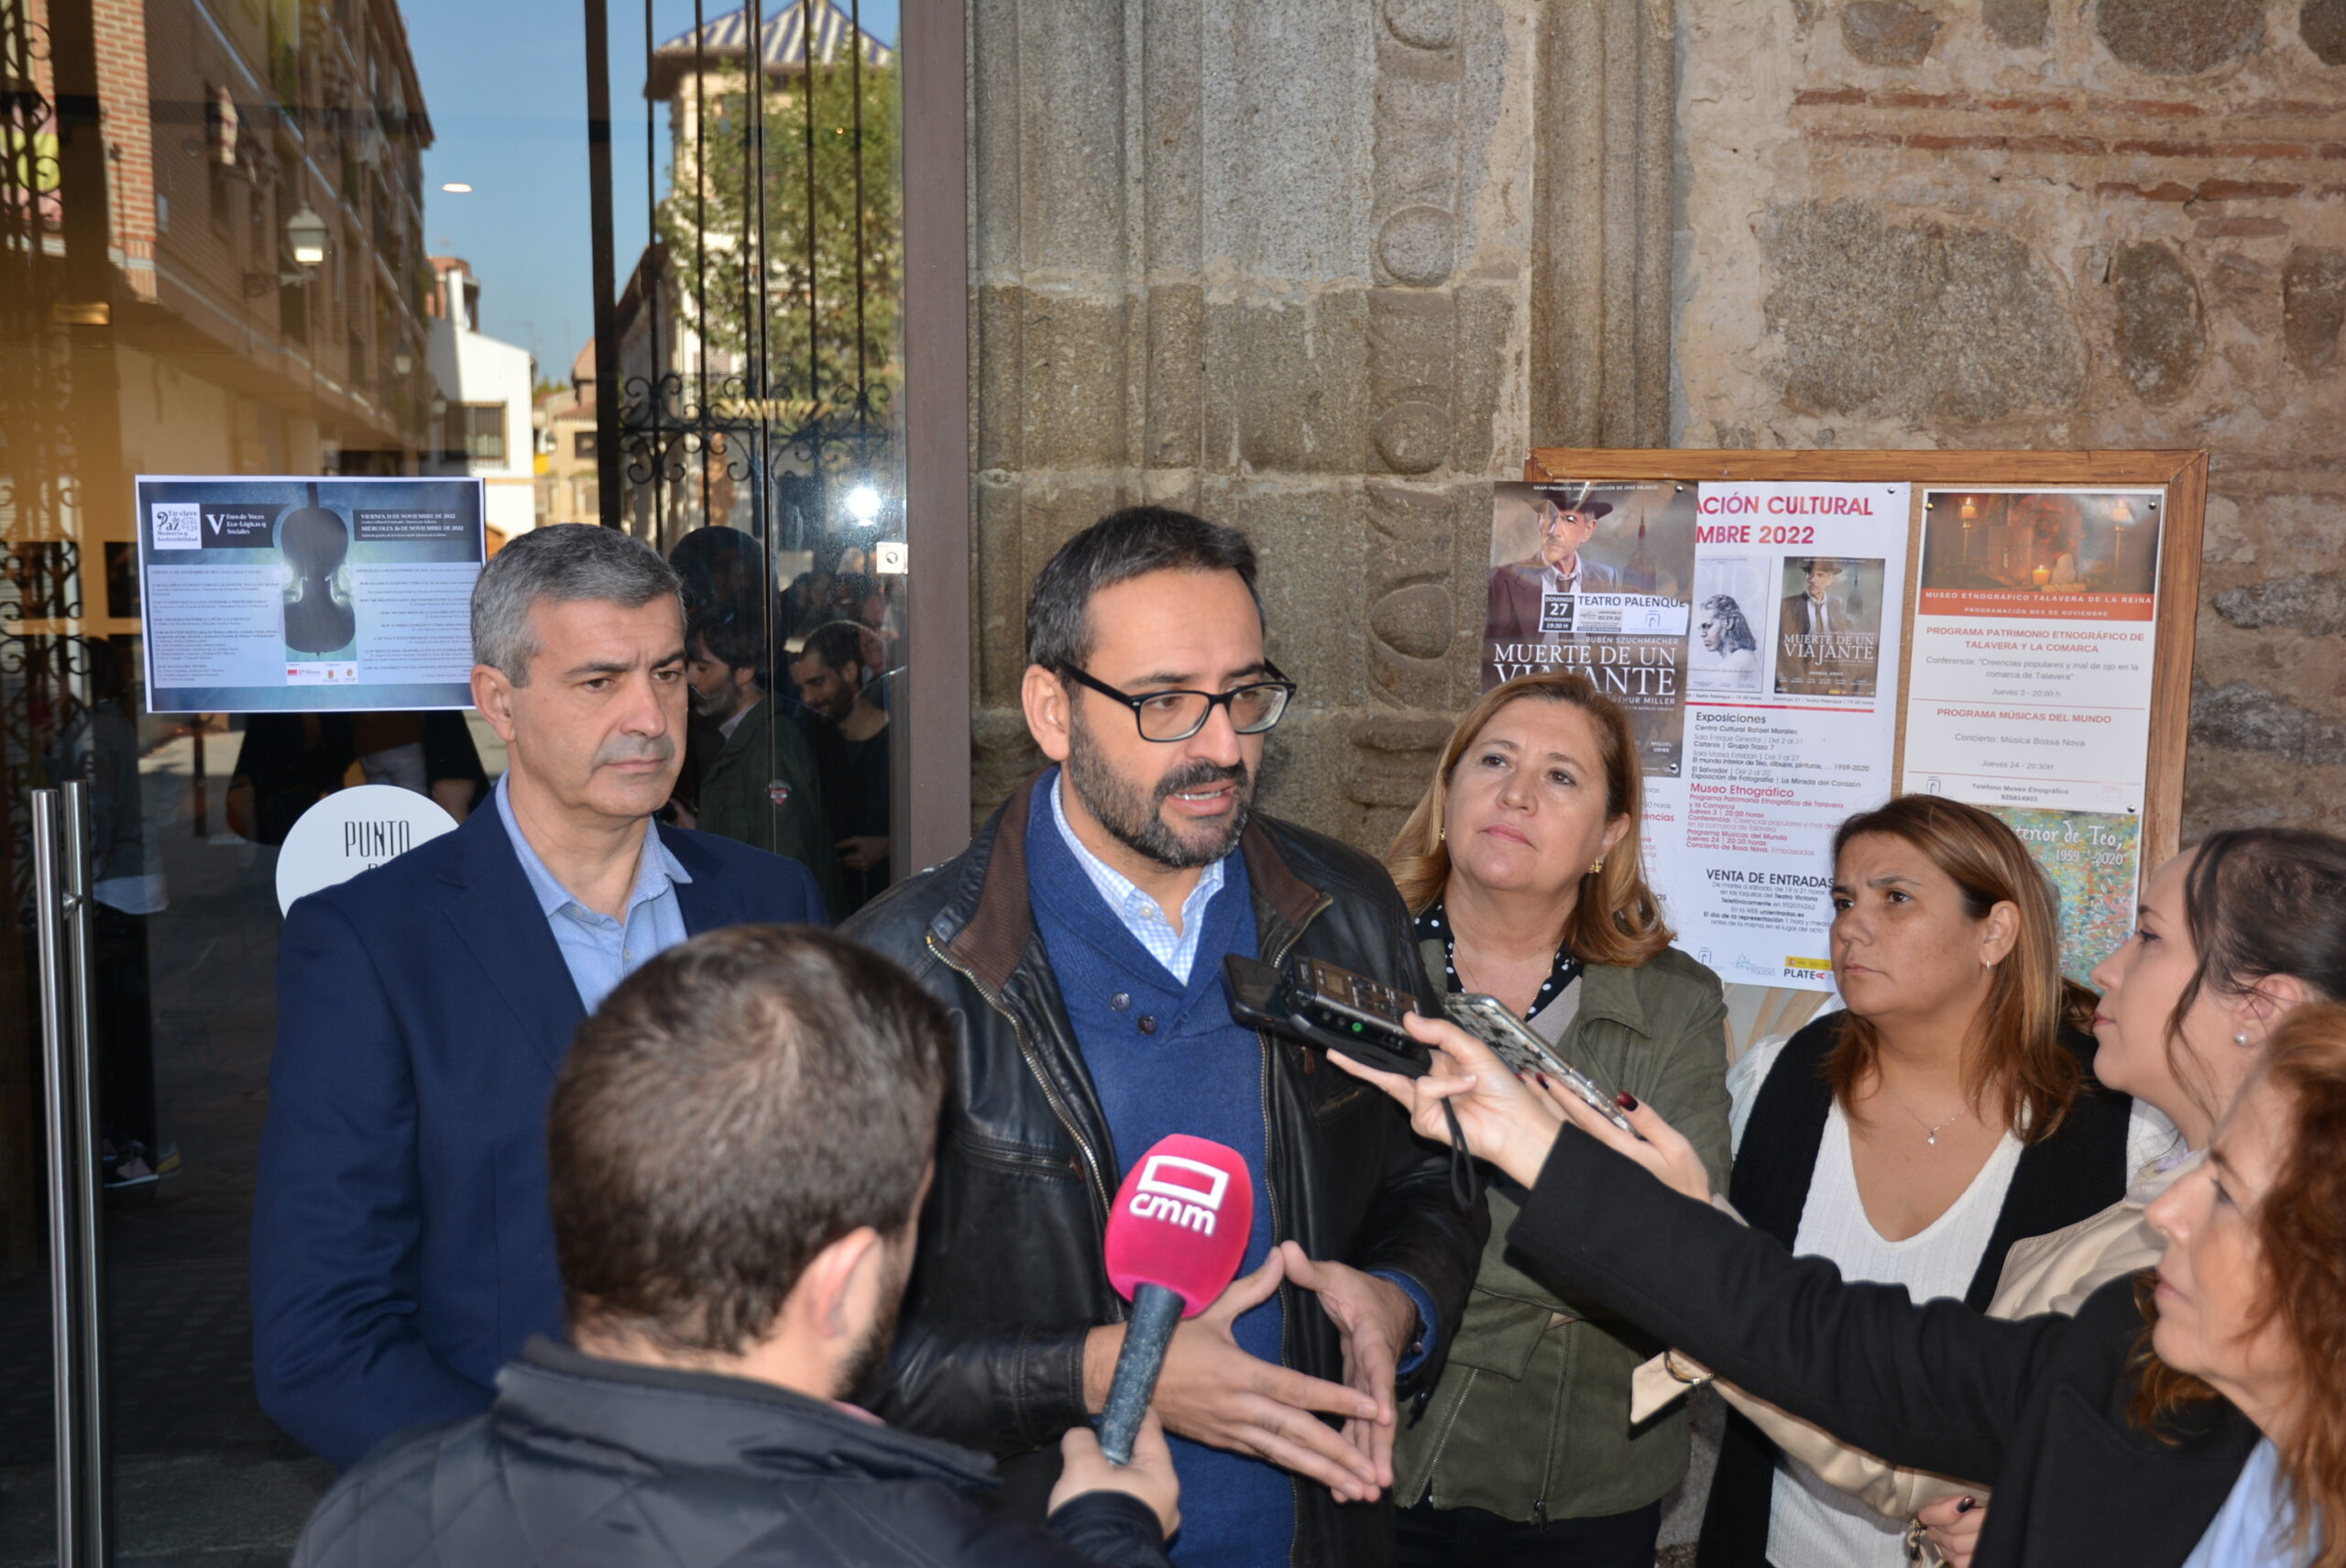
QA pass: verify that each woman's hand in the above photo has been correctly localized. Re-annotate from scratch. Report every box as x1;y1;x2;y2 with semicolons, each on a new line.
1913;1494;1984;1568
1540;1080;1716;1206
1323;1014;1563;1188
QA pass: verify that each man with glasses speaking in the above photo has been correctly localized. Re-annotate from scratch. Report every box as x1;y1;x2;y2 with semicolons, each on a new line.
843;509;1482;1568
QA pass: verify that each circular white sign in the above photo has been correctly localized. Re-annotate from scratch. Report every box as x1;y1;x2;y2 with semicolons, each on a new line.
276;784;460;916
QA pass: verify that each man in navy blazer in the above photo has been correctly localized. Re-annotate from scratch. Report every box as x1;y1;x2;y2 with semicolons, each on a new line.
252;524;825;1470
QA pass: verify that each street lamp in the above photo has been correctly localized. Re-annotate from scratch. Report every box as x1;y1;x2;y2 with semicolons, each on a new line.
245;202;332;294
286;203;329;267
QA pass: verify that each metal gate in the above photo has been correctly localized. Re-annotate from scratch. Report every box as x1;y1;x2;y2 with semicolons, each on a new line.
588;0;899;563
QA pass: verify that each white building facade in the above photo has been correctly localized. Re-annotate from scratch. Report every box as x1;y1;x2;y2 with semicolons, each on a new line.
425;257;537;542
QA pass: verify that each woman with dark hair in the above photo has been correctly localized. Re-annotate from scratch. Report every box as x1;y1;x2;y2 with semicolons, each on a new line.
1332;999;2346;1568
1698;795;2145;1568
1380;670;1731;1568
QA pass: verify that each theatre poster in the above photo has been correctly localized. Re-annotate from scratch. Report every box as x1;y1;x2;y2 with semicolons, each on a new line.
1901;488;2165;978
1482;480;1697;775
1658;481;1911;993
136;476;486;714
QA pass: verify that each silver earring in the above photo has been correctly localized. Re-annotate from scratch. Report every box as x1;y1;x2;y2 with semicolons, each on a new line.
2236;1032;2252;1047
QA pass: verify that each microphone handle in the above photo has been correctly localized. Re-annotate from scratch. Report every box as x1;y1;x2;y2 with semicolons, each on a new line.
1099;1283;1184;1465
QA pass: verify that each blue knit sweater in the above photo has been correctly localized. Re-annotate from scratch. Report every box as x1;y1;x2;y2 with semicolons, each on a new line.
1025;786;1290;1568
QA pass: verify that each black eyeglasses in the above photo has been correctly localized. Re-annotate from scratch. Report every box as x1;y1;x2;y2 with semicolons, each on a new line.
1059;662;1298;742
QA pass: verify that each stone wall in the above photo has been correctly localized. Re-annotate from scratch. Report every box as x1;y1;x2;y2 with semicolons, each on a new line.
970;0;2346;846
967;0;1675;843
1675;0;2346;838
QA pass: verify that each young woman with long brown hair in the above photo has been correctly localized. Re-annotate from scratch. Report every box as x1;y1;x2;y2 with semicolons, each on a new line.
1382;671;1731;1568
1702;796;2152;1568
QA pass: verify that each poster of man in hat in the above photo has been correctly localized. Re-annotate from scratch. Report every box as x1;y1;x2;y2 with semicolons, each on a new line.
1485;490;1621;643
1483;480;1695;776
1774;554;1886;699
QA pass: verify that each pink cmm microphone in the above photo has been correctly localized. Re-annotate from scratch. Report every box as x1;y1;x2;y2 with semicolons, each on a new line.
1097;1134;1255;1465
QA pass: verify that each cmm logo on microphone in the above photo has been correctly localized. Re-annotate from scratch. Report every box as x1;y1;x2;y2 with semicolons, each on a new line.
1127;1154;1229;1235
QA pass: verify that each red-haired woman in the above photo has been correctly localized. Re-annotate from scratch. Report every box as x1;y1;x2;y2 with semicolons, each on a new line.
1382;671;1732;1567
1701;797;2154;1568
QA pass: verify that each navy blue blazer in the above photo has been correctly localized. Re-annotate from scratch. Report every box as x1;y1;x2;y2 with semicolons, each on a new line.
251;804;824;1470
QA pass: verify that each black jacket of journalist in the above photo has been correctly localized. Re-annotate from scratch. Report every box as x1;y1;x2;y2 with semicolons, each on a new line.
839;771;1487;1568
291;1338;1172;1568
1509;1125;2262;1568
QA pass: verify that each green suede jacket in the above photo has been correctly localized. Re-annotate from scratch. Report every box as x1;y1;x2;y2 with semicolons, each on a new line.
1396;938;1734;1523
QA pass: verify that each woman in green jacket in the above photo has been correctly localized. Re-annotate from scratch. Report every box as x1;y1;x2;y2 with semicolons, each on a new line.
1385;670;1733;1568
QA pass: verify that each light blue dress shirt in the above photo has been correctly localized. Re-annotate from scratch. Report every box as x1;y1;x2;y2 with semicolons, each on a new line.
2183;1439;2313;1568
496;775;693;1014
1047;775;1226;982
1045;770;1440;1370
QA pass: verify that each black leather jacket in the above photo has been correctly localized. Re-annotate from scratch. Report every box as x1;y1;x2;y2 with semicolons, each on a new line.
841;773;1486;1566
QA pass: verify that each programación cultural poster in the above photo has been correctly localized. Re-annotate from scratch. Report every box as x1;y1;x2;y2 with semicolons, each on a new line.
1660;481;1911;993
137;476;486;714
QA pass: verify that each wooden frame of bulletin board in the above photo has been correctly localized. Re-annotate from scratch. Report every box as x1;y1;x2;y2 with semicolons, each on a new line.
1523;448;2209;1055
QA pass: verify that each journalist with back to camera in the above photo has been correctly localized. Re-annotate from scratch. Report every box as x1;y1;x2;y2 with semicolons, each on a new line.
291;926;1182;1568
251;524;827;1470
843;507;1484;1568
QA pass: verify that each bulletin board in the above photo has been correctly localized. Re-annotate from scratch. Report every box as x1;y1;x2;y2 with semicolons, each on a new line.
1512;447;2208;1056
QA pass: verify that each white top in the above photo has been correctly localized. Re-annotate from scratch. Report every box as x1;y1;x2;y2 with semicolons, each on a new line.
1727;1040;2014;1568
1724;1040;2185;1567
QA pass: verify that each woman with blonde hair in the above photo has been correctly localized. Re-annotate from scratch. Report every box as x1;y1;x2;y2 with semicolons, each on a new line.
1383;670;1731;1568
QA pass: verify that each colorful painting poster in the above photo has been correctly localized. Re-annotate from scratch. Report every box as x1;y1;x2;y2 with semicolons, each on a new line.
137;476;486;713
1484;480;1696;777
1975;805;2143;980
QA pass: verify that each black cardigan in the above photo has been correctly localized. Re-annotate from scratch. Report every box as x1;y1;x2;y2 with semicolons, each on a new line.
1700;1017;2138;1568
1514;1125;2261;1568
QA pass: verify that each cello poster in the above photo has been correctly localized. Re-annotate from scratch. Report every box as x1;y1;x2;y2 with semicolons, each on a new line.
135;476;486;714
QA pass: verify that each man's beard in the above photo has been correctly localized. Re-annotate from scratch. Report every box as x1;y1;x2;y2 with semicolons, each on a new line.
687;683;729;719
1065;708;1254;870
813;683;856;722
837;1256;906;1403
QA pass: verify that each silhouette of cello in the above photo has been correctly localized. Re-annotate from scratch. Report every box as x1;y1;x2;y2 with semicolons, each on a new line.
280;483;356;656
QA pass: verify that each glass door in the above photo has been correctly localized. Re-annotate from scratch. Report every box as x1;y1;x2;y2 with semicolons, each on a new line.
0;2;954;1561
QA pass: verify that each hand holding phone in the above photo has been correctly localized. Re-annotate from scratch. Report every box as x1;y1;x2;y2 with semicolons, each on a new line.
1225;954;1478;1208
1440;992;1638;1135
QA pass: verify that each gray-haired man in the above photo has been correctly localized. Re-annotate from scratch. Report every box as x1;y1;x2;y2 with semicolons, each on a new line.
253;524;826;1469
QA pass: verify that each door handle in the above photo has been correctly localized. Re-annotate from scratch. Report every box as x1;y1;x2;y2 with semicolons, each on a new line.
34;784;110;1568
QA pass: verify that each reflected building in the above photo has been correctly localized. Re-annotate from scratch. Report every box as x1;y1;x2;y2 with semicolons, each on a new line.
1;0;436;1272
615;1;896;555
535;341;601;529
424;256;536;544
